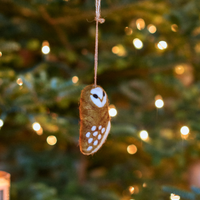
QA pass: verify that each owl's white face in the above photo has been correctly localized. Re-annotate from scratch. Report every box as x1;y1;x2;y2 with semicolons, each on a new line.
90;87;107;107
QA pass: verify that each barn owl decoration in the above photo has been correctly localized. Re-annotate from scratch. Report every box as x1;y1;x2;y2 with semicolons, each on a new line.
79;84;111;155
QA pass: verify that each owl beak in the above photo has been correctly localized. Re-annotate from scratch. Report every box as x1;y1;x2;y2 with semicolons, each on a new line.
99;97;103;102
96;93;103;102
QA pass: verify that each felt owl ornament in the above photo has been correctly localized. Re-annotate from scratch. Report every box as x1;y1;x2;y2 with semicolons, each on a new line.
79;84;111;155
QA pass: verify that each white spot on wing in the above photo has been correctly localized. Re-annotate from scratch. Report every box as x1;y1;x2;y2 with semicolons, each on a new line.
89;121;111;154
93;131;98;136
99;125;102;130
93;140;98;146
98;134;102;140
88;138;93;144
87;146;93;151
91;126;96;131
86;132;91;138
101;127;105;134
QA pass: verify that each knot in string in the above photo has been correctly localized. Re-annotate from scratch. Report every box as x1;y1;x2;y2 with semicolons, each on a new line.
95;17;105;24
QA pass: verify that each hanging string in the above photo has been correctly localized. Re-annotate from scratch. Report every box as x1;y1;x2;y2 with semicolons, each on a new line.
94;0;105;87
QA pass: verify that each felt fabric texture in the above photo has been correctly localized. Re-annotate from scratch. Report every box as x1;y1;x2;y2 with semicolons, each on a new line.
79;84;111;155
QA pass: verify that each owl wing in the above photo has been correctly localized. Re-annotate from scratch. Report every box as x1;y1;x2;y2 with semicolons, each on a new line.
80;120;111;155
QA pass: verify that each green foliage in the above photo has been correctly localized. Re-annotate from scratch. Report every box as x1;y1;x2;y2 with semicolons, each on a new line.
0;0;200;200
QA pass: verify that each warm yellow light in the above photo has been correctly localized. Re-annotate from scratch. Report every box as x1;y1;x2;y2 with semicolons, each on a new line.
72;76;79;84
109;105;117;117
16;78;23;86
112;46;120;54
0;119;4;127
42;41;49;46
136;18;145;30
124;27;133;35
129;186;135;194
155;99;164;108
143;183;147;187
36;127;43;135
133;38;143;49
171;24;178;32
118;47;126;57
139;130;149;141
41;41;50;54
112;45;126;56
170;193;180;200
127;144;137;154
32;122;41;131
147;24;157;34
175;65;185;75
157;41;168;50
0;52;2;57
47;135;57;145
180;126;189;136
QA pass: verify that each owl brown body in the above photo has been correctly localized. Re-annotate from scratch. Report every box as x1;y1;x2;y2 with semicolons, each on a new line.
79;84;111;155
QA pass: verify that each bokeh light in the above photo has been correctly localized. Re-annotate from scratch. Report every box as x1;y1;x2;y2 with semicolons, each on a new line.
157;41;168;50
155;95;164;108
127;144;137;154
32;122;41;131
36;127;43;135
139;130;149;141
170;193;180;200
41;41;50;54
155;99;164;108
47;135;57;145
42;46;50;54
147;24;157;34
129;186;135;194
72;76;79;84
171;24;178;32
143;183;147;187
16;78;23;86
175;65;185;75
136;18;145;30
112;45;126;56
180;126;189;136
112;46;120;54
0;119;4;127
133;38;143;49
109;105;117;117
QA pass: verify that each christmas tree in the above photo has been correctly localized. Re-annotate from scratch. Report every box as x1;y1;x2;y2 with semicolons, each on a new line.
1;0;200;199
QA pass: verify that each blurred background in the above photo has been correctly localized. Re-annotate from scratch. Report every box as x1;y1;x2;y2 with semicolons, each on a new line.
1;0;200;199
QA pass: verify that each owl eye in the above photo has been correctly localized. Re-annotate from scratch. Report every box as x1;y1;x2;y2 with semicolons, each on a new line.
103;91;105;97
93;94;98;99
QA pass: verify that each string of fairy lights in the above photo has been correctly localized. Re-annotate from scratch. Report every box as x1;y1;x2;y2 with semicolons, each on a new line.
0;18;190;200
112;18;179;56
112;18;189;200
